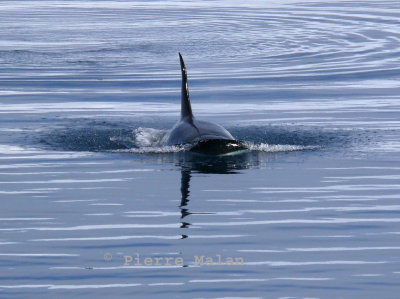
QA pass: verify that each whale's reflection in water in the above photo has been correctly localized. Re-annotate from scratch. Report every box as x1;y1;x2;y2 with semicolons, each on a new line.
177;152;249;237
154;150;290;236
126;149;306;240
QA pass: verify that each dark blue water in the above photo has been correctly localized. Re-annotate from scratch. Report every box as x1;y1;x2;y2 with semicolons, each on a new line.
1;1;400;298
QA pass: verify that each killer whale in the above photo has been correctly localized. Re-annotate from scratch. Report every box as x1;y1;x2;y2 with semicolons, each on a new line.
163;53;246;155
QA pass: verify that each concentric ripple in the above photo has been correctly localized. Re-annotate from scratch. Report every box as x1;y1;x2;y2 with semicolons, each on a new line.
1;1;400;298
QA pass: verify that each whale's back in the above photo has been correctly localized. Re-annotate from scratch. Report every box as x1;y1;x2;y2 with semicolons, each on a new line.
165;119;234;146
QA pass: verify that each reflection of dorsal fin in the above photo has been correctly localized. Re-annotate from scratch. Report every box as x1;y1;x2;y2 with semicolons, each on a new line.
179;53;194;121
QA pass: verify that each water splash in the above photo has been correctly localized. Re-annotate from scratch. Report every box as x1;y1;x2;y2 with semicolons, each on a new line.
111;145;185;154
132;127;167;147
244;142;320;152
41;123;333;154
109;127;320;154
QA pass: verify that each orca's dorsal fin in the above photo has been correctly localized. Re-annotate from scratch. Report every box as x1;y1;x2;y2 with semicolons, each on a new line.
179;53;194;121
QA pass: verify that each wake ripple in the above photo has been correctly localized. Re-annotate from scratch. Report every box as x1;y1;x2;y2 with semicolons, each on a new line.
109;128;319;154
244;142;320;152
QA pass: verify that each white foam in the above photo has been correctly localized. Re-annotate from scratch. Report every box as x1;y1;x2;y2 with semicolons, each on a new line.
110;126;321;154
109;127;190;153
112;145;185;154
133;127;167;147
244;142;320;152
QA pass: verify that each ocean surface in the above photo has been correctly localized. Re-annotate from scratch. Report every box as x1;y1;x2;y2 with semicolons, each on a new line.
1;0;400;298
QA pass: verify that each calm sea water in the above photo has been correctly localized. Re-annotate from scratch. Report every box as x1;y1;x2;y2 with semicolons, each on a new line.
1;1;400;298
